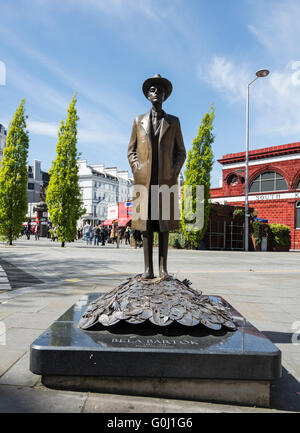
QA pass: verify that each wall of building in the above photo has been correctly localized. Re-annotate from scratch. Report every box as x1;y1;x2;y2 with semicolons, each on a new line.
77;160;133;226
210;142;300;250
26;160;49;220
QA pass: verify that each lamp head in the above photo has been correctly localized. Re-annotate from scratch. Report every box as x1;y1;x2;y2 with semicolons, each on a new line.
256;69;270;78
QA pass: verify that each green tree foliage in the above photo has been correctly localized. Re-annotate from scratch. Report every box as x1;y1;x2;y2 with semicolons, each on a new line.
46;94;85;247
0;99;29;245
181;105;215;248
269;223;291;247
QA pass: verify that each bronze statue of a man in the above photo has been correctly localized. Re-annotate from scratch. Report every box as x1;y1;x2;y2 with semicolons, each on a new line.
128;74;186;279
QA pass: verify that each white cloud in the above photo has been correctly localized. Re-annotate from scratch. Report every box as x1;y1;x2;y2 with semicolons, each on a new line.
9;68;70;115
27;121;58;137
0;27;138;155
197;1;300;141
27;118;128;154
254;62;300;137
200;55;300;138
198;56;252;103
0;27;140;123
70;0;161;21
247;25;273;51
247;0;300;60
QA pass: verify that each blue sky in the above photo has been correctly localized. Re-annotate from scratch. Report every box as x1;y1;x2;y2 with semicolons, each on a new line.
1;0;300;187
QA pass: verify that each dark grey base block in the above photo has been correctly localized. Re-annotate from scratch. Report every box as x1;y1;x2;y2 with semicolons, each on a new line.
42;376;271;407
30;293;281;407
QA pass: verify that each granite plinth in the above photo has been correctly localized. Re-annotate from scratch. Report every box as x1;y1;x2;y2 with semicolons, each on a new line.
30;293;281;407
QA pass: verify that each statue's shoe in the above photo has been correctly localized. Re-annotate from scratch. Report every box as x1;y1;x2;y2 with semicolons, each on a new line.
159;270;169;279
141;270;154;279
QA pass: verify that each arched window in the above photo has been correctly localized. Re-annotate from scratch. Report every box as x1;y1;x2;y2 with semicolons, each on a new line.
227;174;238;186
296;178;300;190
249;171;288;193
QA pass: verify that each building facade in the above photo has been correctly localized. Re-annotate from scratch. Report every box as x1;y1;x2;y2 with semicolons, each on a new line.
210;142;300;250
0;123;7;162
77;160;133;226
26;160;50;218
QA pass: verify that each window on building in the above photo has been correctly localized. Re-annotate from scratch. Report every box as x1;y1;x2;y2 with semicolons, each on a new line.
27;166;33;178
28;183;34;190
296;178;300;190
249;171;288;193
296;202;300;229
227;174;238;186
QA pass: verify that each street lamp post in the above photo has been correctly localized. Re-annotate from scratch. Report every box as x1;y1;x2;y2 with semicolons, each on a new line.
245;69;269;252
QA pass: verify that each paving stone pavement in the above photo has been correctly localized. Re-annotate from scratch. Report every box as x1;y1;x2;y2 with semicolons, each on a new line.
0;265;11;291
0;237;299;414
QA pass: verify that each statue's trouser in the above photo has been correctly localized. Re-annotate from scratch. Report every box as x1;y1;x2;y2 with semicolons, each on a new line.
142;227;169;278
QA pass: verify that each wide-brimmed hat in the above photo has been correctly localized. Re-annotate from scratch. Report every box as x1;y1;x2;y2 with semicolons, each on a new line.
142;74;173;100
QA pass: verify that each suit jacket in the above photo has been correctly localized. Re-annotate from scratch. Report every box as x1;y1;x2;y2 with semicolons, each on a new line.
128;110;186;232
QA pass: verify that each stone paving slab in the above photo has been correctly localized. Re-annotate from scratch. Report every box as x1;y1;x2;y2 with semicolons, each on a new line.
83;393;165;413
3;312;62;331
0;352;39;387
4;327;48;353
0;385;86;413
0;349;27;377
82;392;281;413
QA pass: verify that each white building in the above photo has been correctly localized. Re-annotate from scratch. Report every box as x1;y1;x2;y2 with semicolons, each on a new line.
26;160;50;218
0;123;7;162
77;160;133;226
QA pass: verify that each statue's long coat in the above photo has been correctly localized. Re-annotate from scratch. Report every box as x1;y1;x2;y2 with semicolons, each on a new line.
128;110;186;232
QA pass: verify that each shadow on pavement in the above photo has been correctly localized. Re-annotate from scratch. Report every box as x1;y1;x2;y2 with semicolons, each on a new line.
0;259;43;289
270;366;300;412
262;331;296;344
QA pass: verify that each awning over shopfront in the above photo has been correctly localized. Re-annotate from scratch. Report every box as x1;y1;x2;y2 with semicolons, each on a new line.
118;216;131;227
102;220;113;226
254;217;268;223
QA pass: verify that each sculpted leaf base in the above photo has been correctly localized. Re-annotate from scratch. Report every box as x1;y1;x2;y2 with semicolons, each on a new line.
78;275;237;331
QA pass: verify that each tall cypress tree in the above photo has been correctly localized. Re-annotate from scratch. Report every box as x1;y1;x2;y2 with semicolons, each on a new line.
46;93;85;247
181;104;214;248
0;99;29;245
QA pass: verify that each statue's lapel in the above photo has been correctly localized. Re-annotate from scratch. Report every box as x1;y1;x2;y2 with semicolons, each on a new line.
159;116;170;144
140;111;170;144
140;111;151;137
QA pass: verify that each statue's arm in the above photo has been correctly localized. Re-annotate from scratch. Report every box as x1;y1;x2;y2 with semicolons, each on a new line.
128;118;140;171
174;118;186;172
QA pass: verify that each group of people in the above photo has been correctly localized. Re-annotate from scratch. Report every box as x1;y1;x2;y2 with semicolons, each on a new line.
79;221;143;248
23;220;40;240
22;219;143;248
78;221;108;246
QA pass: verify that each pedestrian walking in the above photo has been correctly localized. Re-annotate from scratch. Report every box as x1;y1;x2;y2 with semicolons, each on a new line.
133;229;142;249
34;224;39;240
100;226;106;246
26;219;31;240
93;225;100;246
83;220;92;245
125;226;130;245
117;227;123;244
110;226;115;244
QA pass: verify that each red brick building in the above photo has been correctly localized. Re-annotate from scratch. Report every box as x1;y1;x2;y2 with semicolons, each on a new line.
210;141;300;250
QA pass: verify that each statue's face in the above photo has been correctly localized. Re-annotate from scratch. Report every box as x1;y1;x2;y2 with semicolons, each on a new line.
147;84;166;105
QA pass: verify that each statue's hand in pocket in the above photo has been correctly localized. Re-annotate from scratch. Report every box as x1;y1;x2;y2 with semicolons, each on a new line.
134;161;141;171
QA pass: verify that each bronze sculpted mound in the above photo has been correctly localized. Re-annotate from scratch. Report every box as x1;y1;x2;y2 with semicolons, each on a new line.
78;275;236;331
